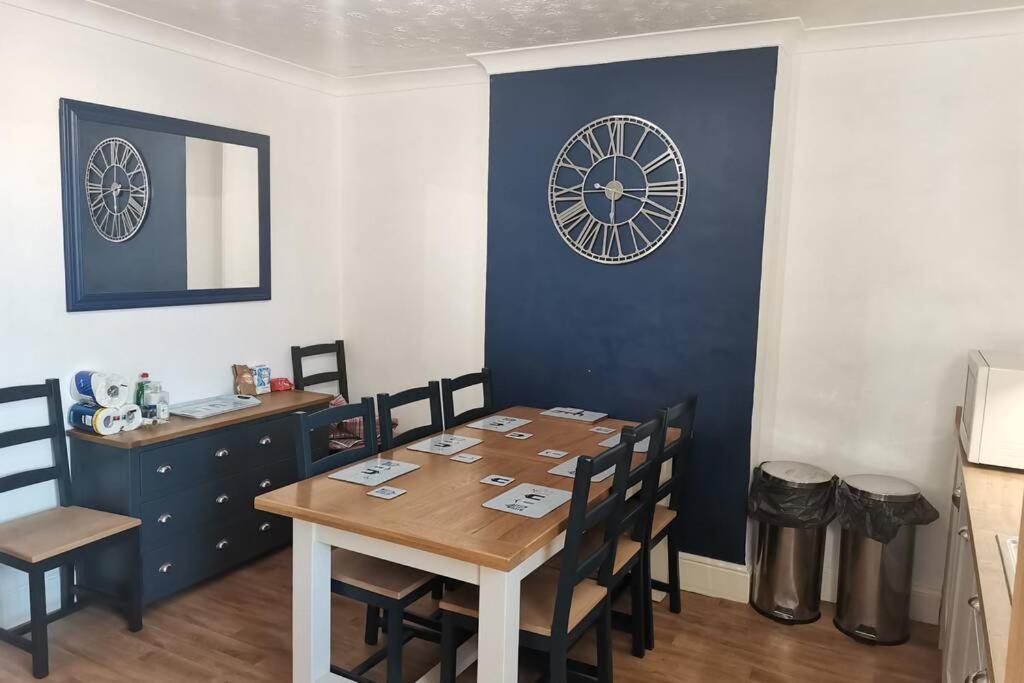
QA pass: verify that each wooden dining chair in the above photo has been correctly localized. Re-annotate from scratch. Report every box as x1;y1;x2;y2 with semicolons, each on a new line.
376;382;442;451
642;395;698;650
439;367;494;428
544;413;667;658
0;379;142;679
438;434;636;683
291;398;440;683
291;339;348;398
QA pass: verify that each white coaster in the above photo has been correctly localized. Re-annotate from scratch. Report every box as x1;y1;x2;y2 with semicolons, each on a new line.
450;453;482;464
407;434;482;455
329;459;420;486
367;486;406;500
480;474;515;487
590;426;616;435
466;415;533;432
505;431;533;440
483;484;572;519
538;449;568;459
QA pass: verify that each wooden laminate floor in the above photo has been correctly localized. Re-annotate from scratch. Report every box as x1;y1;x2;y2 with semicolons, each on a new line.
0;549;940;682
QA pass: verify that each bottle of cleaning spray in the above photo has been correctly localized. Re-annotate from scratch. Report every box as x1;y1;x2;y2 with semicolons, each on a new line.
134;372;150;410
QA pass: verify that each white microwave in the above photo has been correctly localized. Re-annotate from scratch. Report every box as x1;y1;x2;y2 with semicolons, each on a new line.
960;349;1024;469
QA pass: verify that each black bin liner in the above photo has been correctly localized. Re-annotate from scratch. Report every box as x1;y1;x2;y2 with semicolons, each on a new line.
835;481;939;544
747;464;837;529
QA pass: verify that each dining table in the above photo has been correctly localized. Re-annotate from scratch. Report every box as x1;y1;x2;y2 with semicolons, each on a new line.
254;405;660;683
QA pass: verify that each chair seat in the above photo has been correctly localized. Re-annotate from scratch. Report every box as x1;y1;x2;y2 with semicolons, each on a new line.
0;506;140;564
651;507;677;537
546;532;642;576
331;549;433;600
439;566;607;637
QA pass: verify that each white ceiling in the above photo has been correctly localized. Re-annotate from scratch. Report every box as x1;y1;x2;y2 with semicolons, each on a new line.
93;0;1023;78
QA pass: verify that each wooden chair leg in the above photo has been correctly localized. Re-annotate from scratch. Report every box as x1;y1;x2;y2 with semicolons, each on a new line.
385;608;403;683
629;567;645;658
126;529;143;632
643;548;655;651
364;605;380;645
667;528;682;614
29;569;49;679
596;600;613;683
439;612;457;683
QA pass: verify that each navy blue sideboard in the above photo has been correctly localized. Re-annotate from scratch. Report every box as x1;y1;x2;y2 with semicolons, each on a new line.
68;390;331;605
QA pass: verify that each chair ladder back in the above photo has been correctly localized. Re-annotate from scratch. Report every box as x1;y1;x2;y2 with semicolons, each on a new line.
0;379;70;504
377;382;443;450
291;339;349;399
618;414;668;543
550;436;634;638
656;395;698;514
293;397;378;479
440;367;493;428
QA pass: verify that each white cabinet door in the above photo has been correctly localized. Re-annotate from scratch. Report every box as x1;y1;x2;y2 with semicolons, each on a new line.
943;508;978;683
941;456;965;646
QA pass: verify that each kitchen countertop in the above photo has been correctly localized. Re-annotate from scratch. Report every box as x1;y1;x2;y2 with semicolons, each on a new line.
958;411;1024;683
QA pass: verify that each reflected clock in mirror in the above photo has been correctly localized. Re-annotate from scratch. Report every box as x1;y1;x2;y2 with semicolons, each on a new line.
60;99;270;311
549;115;686;264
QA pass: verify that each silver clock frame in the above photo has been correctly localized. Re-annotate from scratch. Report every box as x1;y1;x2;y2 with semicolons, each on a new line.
548;115;687;265
85;136;150;243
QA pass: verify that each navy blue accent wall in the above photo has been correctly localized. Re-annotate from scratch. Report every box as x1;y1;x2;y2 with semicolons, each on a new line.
484;48;777;564
77;122;187;294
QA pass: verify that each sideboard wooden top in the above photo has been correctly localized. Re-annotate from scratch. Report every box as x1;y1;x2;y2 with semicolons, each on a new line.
66;390;333;449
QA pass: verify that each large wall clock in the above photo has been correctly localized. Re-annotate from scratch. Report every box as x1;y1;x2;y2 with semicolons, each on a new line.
85;136;150;242
548;115;686;264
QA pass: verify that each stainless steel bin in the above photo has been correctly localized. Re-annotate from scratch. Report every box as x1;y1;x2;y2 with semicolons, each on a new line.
749;461;834;624
834;474;921;645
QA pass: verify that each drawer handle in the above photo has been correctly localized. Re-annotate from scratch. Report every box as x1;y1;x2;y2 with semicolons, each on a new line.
952;486;962;508
958;526;970;541
258;478;273;490
156;464;172;475
157;513;172;524
214;448;230;459
259;522;272;533
215;494;230;504
215;539;230;551
258;436;272;446
965;671;988;683
158;562;173;574
968;596;980;611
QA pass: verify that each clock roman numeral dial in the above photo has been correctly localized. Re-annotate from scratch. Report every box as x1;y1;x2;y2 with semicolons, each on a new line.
84;137;149;243
549;115;686;264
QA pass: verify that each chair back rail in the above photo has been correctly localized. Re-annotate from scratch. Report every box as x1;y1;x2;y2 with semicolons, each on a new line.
377;382;442;451
550;434;635;638
291;339;349;399
656;395;698;514
293;397;378;479
0;379;70;505
619;414;668;543
440;368;494;428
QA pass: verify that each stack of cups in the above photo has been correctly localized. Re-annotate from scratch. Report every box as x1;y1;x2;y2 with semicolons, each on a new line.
68;370;143;435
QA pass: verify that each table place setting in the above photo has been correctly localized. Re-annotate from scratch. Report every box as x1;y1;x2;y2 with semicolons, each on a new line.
328;458;420;486
598;432;651;452
548;456;615;482
406;433;482;454
483;483;573;519
540;406;608;422
466;415;533;432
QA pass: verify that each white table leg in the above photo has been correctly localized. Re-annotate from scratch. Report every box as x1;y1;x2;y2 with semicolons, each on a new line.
293;520;339;683
478;566;520;683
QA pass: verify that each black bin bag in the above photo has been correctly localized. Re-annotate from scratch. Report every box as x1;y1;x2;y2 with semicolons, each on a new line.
747;462;838;529
835;476;939;544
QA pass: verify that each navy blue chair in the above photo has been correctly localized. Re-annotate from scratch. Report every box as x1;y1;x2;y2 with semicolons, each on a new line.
376;382;443;451
291;339;348;398
291;398;439;683
438;433;637;683
0;379;142;679
440;368;494;428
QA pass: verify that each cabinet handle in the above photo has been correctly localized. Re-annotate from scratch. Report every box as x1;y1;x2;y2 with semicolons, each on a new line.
215;539;229;550
157;513;172;524
215;494;230;504
156;464;172;475
158;562;173;574
258;478;272;490
952;486;962;508
259;522;272;533
258;436;272;446
214;448;230;459
965;671;988;683
958;526;970;541
968;596;981;611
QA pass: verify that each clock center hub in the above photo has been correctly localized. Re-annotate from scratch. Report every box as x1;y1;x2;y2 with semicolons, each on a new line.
603;179;624;201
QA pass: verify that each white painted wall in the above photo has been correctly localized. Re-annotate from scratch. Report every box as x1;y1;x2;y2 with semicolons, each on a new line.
335;79;490;426
771;30;1024;622
0;4;342;625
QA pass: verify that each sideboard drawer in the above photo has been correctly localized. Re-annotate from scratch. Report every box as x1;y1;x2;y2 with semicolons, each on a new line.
246;416;295;468
141;470;251;551
140;430;245;499
249;458;297;498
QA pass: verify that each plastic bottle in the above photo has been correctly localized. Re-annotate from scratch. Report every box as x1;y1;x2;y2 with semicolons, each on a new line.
134;372;150;407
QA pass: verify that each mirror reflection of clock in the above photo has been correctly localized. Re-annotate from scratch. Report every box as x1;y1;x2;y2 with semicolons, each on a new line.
548;115;687;264
85;137;150;243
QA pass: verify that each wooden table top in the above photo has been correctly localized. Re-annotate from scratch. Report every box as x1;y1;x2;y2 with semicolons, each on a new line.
255;406;654;571
66;390;334;449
